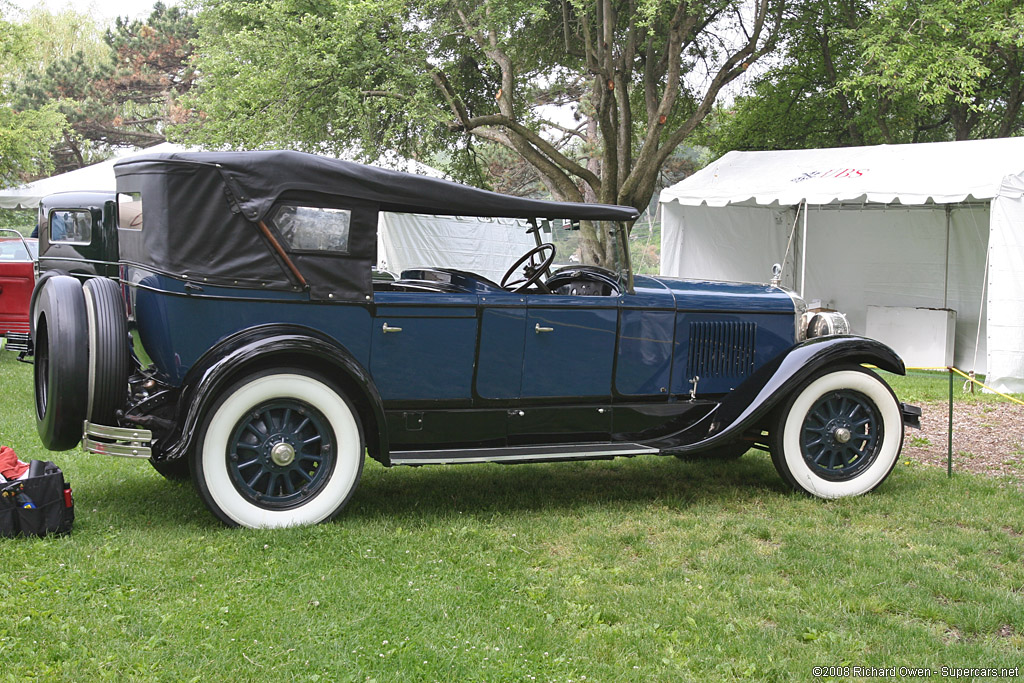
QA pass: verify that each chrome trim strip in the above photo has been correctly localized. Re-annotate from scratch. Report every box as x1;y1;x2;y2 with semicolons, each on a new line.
84;421;152;441
82;436;152;458
391;442;658;466
4;332;31;352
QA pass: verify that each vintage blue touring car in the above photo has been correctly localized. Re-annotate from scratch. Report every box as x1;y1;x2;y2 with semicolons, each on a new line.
29;151;920;528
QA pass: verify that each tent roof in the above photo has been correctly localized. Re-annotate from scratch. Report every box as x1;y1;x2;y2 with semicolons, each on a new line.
0;143;188;210
660;137;1024;208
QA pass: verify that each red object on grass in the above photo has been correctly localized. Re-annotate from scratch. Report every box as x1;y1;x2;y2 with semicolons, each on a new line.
0;445;29;480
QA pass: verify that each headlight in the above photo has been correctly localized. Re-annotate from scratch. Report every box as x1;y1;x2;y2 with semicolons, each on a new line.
801;310;850;338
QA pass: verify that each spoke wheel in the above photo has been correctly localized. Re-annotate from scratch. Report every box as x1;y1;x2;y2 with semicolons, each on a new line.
193;369;364;528
770;366;903;499
799;390;882;481
227;399;335;509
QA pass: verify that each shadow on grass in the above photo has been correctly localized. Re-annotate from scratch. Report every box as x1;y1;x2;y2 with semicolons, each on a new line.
348;454;791;521
76;451;927;531
81;452;795;530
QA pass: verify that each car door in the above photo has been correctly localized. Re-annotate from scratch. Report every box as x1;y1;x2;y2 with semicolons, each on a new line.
370;290;479;402
507;293;618;445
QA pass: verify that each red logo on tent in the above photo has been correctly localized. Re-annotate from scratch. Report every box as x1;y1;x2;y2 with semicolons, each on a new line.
791;168;867;183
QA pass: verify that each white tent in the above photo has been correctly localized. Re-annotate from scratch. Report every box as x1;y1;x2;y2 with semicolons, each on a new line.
0;143;188;209
378;213;535;283
659;137;1024;393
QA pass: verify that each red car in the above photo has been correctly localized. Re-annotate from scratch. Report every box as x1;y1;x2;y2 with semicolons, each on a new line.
0;233;37;341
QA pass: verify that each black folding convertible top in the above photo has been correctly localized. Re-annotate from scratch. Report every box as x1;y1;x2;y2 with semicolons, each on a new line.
115;150;640;223
112;150;638;300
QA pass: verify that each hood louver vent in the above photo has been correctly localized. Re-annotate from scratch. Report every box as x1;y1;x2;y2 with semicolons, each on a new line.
687;321;757;379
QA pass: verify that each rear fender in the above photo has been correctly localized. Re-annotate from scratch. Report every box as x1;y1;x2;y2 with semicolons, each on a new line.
658;335;905;452
158;324;389;465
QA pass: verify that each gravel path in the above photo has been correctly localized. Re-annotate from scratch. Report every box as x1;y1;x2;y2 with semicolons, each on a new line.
902;400;1024;481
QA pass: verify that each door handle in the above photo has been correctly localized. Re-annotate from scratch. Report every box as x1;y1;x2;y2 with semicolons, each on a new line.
382;322;403;334
534;323;553;334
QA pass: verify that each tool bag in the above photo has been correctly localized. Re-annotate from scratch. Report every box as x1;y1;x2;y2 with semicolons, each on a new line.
0;461;75;538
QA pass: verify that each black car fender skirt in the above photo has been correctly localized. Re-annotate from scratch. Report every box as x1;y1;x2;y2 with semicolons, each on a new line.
653;335;906;453
158;324;389;465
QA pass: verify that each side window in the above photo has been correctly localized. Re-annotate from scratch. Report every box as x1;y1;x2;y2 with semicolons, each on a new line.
49;210;93;244
117;192;144;231
269;205;351;253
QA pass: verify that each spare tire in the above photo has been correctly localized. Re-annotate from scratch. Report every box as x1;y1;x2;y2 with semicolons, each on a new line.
83;277;129;424
33;275;89;450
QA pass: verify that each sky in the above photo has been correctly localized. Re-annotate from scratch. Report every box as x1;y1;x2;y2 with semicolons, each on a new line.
8;0;175;23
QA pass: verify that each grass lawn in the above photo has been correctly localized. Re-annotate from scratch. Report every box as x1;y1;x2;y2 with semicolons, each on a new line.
1;352;1022;681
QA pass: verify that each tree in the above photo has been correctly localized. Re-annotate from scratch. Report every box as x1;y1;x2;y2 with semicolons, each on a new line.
846;0;1024;140
0;6;65;186
706;0;1024;155
179;0;785;260
14;2;196;172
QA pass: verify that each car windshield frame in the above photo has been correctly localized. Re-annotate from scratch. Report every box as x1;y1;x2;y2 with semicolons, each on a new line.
536;218;634;294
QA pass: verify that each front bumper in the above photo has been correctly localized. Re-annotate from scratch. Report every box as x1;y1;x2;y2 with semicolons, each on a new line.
901;403;922;430
83;421;153;458
3;331;31;353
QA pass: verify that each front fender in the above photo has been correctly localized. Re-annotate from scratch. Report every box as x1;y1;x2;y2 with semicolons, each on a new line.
158;323;388;465
654;335;905;452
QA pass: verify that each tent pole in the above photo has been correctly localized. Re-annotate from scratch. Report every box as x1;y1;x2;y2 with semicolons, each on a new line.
800;200;808;298
948;367;954;478
943;206;951;309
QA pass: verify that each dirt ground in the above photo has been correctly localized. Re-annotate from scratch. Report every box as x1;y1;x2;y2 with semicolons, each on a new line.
902;399;1024;482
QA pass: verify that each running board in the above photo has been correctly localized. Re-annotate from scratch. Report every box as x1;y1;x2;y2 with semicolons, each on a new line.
390;443;659;466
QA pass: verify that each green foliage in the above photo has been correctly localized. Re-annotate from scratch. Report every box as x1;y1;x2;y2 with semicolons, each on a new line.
8;4;110;78
0;105;65;185
846;0;1024;139
0;8;66;186
12;2;196;173
0;208;34;234
180;0;784;264
179;0;436;158
707;0;1024;154
1;350;1023;679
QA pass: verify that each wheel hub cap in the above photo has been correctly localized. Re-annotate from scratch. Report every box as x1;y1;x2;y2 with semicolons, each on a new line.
833;426;852;444
270;441;296;466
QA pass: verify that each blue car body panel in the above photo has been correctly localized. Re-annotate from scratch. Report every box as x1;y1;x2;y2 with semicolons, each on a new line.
133;267;801;410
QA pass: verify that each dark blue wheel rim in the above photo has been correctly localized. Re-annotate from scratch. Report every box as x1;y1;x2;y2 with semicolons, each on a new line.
227;399;336;509
800;389;883;481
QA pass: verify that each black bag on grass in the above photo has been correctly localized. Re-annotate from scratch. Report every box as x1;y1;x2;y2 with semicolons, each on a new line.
0;461;74;538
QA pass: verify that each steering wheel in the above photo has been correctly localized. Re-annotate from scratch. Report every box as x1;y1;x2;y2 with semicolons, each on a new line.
500;243;556;293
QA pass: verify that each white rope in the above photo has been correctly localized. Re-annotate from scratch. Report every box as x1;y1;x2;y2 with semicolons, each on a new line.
968;204;989;375
635;204;658;274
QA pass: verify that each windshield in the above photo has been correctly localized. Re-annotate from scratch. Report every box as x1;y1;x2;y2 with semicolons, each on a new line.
545;219;627;277
0;238;37;260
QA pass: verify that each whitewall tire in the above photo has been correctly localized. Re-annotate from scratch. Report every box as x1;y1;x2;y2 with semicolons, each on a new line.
193;369;364;528
769;366;903;499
